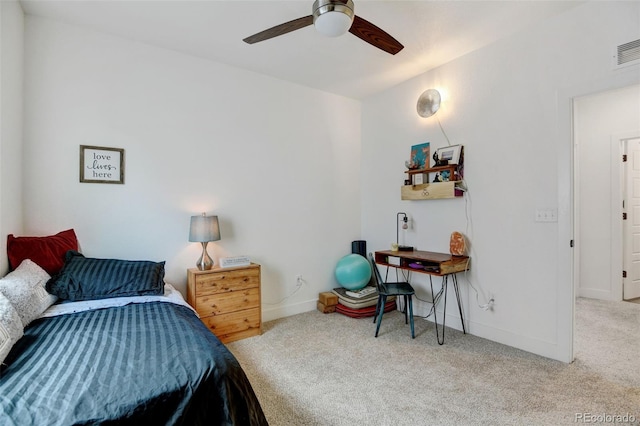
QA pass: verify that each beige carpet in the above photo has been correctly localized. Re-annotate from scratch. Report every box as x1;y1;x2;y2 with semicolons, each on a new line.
228;298;640;425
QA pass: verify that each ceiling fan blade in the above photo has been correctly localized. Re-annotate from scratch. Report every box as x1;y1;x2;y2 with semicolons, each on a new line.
243;15;314;44
349;15;404;55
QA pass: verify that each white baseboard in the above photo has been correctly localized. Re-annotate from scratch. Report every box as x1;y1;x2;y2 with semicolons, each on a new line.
262;296;568;362
262;298;317;323
578;287;617;301
404;297;566;361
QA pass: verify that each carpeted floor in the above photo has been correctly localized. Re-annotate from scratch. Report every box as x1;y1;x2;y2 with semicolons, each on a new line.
227;298;640;425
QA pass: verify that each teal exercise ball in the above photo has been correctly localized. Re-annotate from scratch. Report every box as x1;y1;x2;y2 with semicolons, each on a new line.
335;254;372;291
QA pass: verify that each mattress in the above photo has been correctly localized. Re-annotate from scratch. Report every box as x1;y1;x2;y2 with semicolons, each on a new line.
0;296;267;425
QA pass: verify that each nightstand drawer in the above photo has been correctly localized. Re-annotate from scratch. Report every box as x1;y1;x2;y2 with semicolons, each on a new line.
196;287;260;317
202;307;261;343
195;269;260;296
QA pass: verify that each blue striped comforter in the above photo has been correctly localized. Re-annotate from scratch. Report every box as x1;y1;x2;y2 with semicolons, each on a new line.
0;301;267;425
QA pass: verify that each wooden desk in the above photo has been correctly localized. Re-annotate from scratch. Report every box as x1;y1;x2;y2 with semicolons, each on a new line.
374;250;470;344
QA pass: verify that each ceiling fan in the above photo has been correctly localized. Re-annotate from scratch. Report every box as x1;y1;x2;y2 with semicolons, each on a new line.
243;0;404;55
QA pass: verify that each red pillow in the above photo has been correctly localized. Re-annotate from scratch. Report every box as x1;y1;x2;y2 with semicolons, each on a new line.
7;229;78;276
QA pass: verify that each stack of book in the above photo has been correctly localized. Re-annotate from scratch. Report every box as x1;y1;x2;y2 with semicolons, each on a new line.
331;286;396;318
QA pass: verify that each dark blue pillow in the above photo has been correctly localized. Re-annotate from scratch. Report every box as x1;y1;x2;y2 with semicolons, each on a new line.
46;251;165;301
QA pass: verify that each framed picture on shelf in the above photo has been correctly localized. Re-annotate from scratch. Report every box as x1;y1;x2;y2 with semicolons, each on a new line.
434;144;463;165
408;142;430;169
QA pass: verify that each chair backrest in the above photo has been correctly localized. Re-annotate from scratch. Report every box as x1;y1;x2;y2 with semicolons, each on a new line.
368;253;385;293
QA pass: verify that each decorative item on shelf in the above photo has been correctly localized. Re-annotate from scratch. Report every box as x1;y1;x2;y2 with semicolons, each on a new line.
405;160;420;170
449;231;466;256
433;170;451;182
188;213;221;271
408;142;430;169
396;212;414;251
434;144;463;165
432;150;449;167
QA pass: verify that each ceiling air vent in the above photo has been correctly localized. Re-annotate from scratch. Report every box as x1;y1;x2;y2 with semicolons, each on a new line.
614;39;640;69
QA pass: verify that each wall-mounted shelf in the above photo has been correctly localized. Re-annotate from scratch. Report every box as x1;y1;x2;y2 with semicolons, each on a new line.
401;181;464;200
402;165;463;200
405;164;459;179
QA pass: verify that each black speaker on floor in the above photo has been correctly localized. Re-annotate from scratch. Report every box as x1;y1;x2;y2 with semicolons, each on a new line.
351;240;366;257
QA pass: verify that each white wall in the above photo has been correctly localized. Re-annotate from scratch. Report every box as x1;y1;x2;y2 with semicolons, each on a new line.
14;1;640;362
575;85;640;301
0;0;24;275
22;16;362;321
361;1;640;361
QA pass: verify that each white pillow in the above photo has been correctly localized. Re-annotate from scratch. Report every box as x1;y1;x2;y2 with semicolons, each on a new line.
0;293;23;365
0;259;57;327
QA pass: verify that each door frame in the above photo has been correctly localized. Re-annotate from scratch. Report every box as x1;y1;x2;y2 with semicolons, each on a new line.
611;132;640;302
562;74;640;363
621;134;640;299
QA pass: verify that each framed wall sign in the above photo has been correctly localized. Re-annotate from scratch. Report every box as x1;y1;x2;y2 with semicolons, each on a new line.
79;145;125;184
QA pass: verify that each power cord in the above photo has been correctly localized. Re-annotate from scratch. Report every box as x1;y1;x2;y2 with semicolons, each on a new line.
264;275;305;305
412;286;445;319
395;268;449;318
437;115;452;147
437;117;494;311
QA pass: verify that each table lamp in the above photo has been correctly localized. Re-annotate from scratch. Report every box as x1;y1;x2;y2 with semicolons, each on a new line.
396;212;413;251
189;213;221;270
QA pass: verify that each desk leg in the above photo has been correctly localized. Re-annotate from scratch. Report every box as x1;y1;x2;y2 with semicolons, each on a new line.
430;276;449;345
452;274;466;334
431;275;467;344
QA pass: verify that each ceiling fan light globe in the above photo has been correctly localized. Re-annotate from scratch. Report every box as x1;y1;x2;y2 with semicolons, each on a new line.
315;12;353;37
313;0;355;37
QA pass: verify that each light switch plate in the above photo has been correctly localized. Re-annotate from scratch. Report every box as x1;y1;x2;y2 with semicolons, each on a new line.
535;209;558;222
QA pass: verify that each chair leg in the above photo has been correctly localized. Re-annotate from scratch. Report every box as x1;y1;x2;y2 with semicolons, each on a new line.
373;295;383;324
408;296;415;339
375;295;387;337
403;295;409;324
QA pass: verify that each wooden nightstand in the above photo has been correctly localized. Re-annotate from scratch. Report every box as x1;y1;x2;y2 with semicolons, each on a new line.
187;263;261;343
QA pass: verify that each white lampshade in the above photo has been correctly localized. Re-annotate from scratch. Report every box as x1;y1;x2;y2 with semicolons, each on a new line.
189;213;221;243
314;11;353;37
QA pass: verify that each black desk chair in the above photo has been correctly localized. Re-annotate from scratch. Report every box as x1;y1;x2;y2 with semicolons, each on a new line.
368;253;415;338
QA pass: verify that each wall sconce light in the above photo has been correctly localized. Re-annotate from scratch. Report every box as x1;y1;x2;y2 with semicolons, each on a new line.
189;213;221;270
416;89;441;118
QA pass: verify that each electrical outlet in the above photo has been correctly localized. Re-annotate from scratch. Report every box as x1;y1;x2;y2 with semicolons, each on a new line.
481;293;495;311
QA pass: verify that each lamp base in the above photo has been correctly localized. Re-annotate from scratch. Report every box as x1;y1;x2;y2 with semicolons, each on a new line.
196;241;214;270
398;245;414;252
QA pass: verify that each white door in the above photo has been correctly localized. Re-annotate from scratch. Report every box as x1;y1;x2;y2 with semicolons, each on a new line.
623;137;640;300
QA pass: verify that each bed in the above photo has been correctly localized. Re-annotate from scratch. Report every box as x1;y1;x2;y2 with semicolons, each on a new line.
0;230;268;425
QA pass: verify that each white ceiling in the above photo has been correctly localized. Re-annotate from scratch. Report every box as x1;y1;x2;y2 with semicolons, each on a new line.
19;0;584;99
